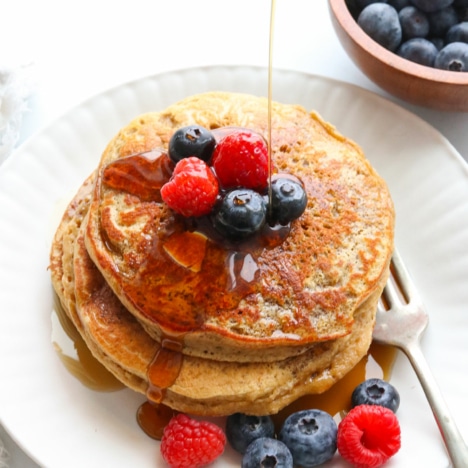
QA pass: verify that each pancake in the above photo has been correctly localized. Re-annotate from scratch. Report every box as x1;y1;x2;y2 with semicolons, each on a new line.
50;179;387;416
50;173;95;327
84;92;394;363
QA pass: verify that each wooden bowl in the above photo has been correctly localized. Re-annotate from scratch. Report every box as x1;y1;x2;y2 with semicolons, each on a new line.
328;0;468;111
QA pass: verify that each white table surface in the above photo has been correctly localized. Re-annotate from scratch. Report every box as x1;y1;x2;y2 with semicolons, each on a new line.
1;1;467;466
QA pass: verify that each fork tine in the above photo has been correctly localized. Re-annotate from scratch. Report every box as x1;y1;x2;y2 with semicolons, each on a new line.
390;248;420;304
382;274;403;309
380;249;410;309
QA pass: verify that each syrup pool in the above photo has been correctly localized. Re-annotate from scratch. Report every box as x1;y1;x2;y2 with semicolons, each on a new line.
51;294;124;392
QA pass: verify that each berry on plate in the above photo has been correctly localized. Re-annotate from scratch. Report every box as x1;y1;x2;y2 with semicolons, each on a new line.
242;437;293;468
351;378;400;413
337;405;401;468
160;413;226;468
211;129;269;191
168;125;216;164
279;409;337;467
226;413;275;454
161;157;219;217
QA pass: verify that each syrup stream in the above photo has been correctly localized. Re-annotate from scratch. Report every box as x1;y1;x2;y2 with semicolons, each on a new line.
267;0;276;210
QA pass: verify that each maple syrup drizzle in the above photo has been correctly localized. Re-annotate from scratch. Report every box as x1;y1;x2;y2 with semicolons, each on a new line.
136;401;177;440
137;335;184;439
146;336;184;403
101;149;174;201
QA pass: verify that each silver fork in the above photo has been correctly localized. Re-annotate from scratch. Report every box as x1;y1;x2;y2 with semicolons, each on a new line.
374;249;468;468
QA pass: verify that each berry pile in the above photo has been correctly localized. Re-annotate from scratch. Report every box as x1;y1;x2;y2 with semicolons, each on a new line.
348;0;468;71
158;378;401;467
161;125;307;241
222;378;401;468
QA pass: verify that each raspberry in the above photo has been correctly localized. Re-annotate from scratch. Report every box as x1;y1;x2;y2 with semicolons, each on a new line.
211;129;269;191
160;414;226;468
161;157;219;217
337;405;401;468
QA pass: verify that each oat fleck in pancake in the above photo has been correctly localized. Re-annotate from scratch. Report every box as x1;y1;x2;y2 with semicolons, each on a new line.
50;91;394;416
83;92;394;362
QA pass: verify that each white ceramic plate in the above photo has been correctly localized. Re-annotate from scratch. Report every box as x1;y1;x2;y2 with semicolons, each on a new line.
1;66;467;468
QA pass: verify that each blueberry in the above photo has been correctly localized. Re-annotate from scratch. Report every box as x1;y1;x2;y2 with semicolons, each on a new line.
358;3;402;51
226;413;275;455
446;21;468;43
428;6;459;37
410;0;454;13
435;41;468;69
388;0;412;11
351;378;400;412
430;37;446;50
168;125;216;164
355;0;388;10
268;177;307;226
458;7;468;22
397;38;439;65
212;189;267;240
399;6;430;38
279;409;337;468
242;438;293;468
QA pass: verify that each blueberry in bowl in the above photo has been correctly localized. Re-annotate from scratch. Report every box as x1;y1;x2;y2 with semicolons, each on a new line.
328;0;468;110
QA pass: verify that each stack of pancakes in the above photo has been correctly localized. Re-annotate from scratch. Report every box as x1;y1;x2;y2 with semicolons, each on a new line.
50;92;394;416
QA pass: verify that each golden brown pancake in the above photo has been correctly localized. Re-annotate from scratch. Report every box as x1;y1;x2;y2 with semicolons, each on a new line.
83;92;394;362
49;91;394;416
50;180;387;415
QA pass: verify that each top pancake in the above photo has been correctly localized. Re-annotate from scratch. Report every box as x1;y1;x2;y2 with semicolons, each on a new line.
84;91;394;362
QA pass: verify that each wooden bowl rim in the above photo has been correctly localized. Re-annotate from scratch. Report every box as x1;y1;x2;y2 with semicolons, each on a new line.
329;0;468;85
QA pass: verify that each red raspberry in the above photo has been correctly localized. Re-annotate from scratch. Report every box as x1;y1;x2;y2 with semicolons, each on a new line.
161;157;219;217
337;405;401;468
160;414;226;468
211;129;269;191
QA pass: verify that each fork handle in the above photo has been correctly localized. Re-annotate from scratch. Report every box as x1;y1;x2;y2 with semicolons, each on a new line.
404;341;468;468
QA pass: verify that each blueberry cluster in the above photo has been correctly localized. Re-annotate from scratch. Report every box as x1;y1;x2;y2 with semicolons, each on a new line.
213;177;308;241
227;410;337;468
168;125;308;242
347;0;468;71
226;378;400;467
